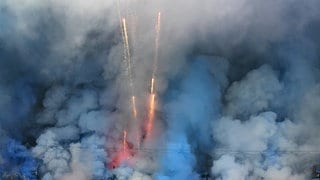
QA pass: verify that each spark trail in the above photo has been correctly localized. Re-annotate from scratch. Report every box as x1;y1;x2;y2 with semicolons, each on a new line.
122;18;138;119
123;130;127;153
116;0;127;67
132;95;137;119
109;0;141;170
122;18;133;89
150;77;155;94
117;0;138;120
146;93;155;137
146;12;161;138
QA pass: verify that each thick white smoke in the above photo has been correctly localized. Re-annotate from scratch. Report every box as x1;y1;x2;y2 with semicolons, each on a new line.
0;0;320;179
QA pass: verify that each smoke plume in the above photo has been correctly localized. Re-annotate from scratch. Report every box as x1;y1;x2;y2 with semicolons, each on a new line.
1;0;320;179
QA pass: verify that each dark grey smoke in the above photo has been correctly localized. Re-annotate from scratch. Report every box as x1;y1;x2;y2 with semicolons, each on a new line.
0;0;320;179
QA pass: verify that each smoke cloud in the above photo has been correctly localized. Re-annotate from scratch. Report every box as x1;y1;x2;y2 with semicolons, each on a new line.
1;0;320;179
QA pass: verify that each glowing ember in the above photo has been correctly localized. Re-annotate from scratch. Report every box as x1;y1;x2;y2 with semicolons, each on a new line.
132;96;137;119
150;77;155;94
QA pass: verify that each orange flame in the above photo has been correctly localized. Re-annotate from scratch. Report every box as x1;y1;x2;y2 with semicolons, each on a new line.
123;130;127;153
132;96;137;119
146;93;155;137
150;78;155;94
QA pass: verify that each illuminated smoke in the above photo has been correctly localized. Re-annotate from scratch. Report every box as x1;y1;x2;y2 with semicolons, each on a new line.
1;0;320;179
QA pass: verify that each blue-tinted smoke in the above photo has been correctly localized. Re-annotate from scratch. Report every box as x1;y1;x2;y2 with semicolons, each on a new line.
0;0;320;179
0;78;36;139
0;139;37;179
155;57;224;179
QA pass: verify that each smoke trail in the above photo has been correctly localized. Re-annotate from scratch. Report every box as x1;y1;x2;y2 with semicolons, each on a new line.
152;12;161;79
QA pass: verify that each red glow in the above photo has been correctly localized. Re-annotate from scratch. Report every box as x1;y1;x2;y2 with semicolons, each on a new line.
108;131;135;169
108;148;132;169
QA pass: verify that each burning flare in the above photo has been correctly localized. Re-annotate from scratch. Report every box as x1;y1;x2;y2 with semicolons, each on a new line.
132;96;137;119
146;93;156;137
123;130;128;153
146;12;162;138
150;77;155;94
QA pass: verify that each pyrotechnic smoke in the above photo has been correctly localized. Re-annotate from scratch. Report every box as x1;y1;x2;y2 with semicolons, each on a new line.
1;0;320;179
